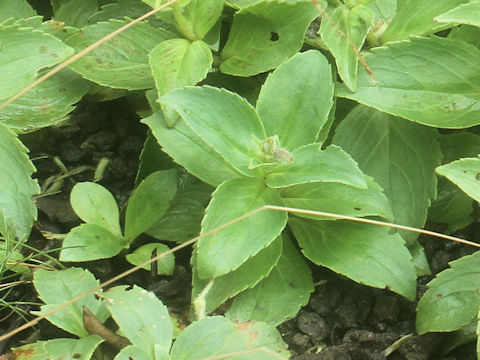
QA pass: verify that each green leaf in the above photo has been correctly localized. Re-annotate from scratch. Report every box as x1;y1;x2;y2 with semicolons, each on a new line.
12;336;103;360
150;39;212;97
440;132;480;163
0;0;36;23
265;144;367;189
333;105;441;245
367;0;396;21
435;2;480;27
448;25;480;49
197;178;288;279
126;243;175;275
281;176;394;221
225;0;264;8
416;251;480;333
66;19;175;89
0;25;74;100
436;157;480;203
256;50;334;151
226;234;313;326
142;0;191;8
60;223;124;262
0;69;90;133
70;182;122;237
125;170;178;242
192;236;282;314
336;36;480;129
184;0;224;39
115;345;170;360
220;0;318;76
170;316;289;359
320;4;374;91
289;218;416;300
159;86;266;177
106;285;173;354
382;0;470;43
54;0;98;27
143;111;242;186
0;122;40;241
33;268;109;337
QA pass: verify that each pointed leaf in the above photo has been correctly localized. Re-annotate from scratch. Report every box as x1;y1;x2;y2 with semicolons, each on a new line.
289;218;416;300
159;86;266;177
106;285;173;354
70;182;122;237
320;4;374;91
143;111;242;186
125;170;178;242
0;0;36;23
12;336;103;360
66;19;175;89
170;316;289;359
417;251;480;333
126;243;175;275
0;122;40;241
436;157;480;203
266;144;367;189
382;0;470;43
33;268;109;337
184;0;224;39
60;223;124;262
0;69;90;133
336;36;480;129
220;0;318;76
192;236;282;314
147;183;212;243
150;39;212;97
0;25;74;100
256;50;334;151
226;234;313;326
281;176;394;221
333;105;441;244
197;178;288;279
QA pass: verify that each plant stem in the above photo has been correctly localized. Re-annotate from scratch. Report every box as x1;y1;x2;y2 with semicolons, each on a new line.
172;7;196;41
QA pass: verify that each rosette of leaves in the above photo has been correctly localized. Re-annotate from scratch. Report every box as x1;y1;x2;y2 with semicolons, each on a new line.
144;50;418;325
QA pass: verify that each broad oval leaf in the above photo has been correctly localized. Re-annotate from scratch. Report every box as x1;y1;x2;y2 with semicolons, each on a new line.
0;69;90;133
70;182;122;238
0;24;74;100
60;223;124;262
435;2;480;27
382;0;470;43
192;236;282;314
143;111;242;186
149;39;212;97
436;157;480;203
106;285;173;354
336;36;480;129
256;50;334;151
320;4;374;92
33;268;109;337
159;86;266;177
197;178;288;279
126;243;175;275
183;0;224;40
124;169;178;242
265;144;367;189
220;0;318;76
333;105;441;245
170;316;289;359
416;251;480;333
281;176;394;222
226;234;313;326
289;218;416;300
0;122;40;241
66;19;175;89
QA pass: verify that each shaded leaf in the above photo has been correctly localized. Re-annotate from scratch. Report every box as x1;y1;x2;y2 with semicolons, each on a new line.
336;36;480;129
289;218;416;300
126;243;175;275
183;0;224;39
0;0;36;23
197;178;287;278
226;234;313;326
54;0;98;27
256;50;334;151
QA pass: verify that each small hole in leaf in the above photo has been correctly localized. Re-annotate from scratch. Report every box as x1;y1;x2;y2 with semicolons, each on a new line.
73;354;82;359
354;207;361;211
476;173;480;180
270;32;279;41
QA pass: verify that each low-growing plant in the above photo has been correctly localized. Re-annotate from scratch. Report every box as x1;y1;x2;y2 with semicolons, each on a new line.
2;0;480;358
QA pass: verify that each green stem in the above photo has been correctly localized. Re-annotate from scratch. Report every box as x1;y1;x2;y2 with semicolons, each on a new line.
172;7;196;41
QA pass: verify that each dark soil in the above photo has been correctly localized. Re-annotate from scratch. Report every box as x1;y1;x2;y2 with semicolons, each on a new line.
1;99;478;359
